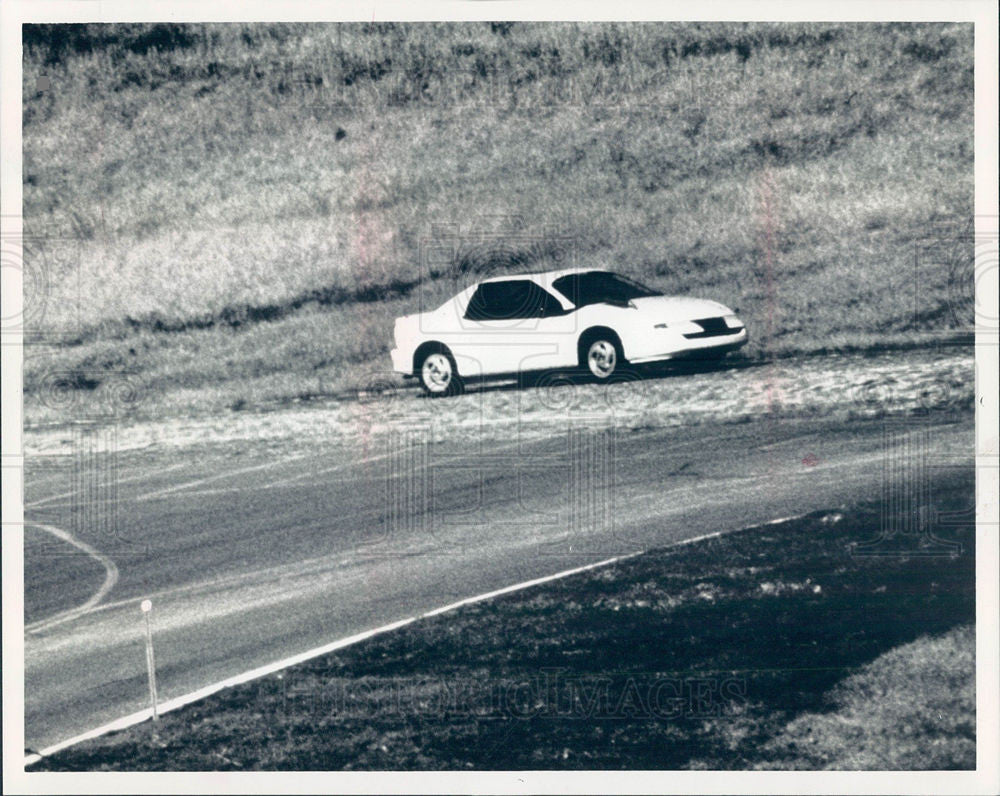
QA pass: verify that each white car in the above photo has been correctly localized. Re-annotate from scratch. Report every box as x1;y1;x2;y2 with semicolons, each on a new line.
391;268;748;396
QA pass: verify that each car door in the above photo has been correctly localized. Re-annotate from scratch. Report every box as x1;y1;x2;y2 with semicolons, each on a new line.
454;279;575;376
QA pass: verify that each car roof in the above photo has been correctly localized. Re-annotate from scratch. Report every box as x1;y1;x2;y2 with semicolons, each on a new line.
478;267;605;285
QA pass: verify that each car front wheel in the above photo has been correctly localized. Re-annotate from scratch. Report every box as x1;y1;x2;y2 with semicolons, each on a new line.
418;349;463;397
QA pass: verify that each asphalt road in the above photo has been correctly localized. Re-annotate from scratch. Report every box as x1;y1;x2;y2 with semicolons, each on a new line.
23;409;974;753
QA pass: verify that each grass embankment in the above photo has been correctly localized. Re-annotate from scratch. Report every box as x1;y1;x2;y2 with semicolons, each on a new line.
35;473;975;770
21;22;973;420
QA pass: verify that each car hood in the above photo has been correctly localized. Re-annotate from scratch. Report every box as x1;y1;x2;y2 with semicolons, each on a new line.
629;295;734;321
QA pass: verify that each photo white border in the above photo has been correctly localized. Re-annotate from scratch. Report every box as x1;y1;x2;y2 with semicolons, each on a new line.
2;1;997;793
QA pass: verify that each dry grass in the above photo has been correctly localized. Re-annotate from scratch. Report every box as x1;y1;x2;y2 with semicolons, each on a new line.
756;624;975;769
22;22;973;417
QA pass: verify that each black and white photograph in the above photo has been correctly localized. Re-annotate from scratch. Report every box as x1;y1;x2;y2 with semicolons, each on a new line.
2;1;998;793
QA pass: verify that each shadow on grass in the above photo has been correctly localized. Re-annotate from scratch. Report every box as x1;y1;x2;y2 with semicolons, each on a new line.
398;354;769;401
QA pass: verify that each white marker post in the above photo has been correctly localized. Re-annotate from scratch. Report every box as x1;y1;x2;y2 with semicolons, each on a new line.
140;599;159;725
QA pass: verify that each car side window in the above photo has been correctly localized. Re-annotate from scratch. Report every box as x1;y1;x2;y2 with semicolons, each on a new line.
465;280;565;321
552;271;661;308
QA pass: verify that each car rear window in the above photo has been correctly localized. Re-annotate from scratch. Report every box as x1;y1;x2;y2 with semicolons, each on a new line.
465;280;564;321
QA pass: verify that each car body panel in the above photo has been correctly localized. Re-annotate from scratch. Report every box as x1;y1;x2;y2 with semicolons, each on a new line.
390;268;747;379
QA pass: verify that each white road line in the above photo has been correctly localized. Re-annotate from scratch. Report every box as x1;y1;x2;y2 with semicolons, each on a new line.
24;439;556;625
24;523;119;635
25;462;189;509
154;450;402;499
23;553;641;766
38;544;385;621
23;510;810;768
23;617;418;768
133;454;309;501
420;553;643;618
127;438;539;500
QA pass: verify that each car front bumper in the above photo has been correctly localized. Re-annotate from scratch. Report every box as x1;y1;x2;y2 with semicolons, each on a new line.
628;327;748;364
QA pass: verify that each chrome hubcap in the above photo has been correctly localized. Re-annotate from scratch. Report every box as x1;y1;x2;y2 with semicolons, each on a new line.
422;353;452;392
588;340;617;378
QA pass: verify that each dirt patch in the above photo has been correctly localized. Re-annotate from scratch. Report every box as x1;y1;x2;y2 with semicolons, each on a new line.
23;347;974;458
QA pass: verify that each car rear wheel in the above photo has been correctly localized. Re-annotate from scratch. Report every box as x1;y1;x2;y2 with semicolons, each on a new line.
584;337;622;380
418;349;463;397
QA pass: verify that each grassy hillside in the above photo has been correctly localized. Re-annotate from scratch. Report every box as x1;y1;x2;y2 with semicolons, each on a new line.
22;22;973;415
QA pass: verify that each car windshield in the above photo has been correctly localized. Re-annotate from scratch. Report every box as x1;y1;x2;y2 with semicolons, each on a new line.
551;271;662;308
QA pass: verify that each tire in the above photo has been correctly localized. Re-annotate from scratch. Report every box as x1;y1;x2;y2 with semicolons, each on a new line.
417;347;464;397
580;332;625;381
